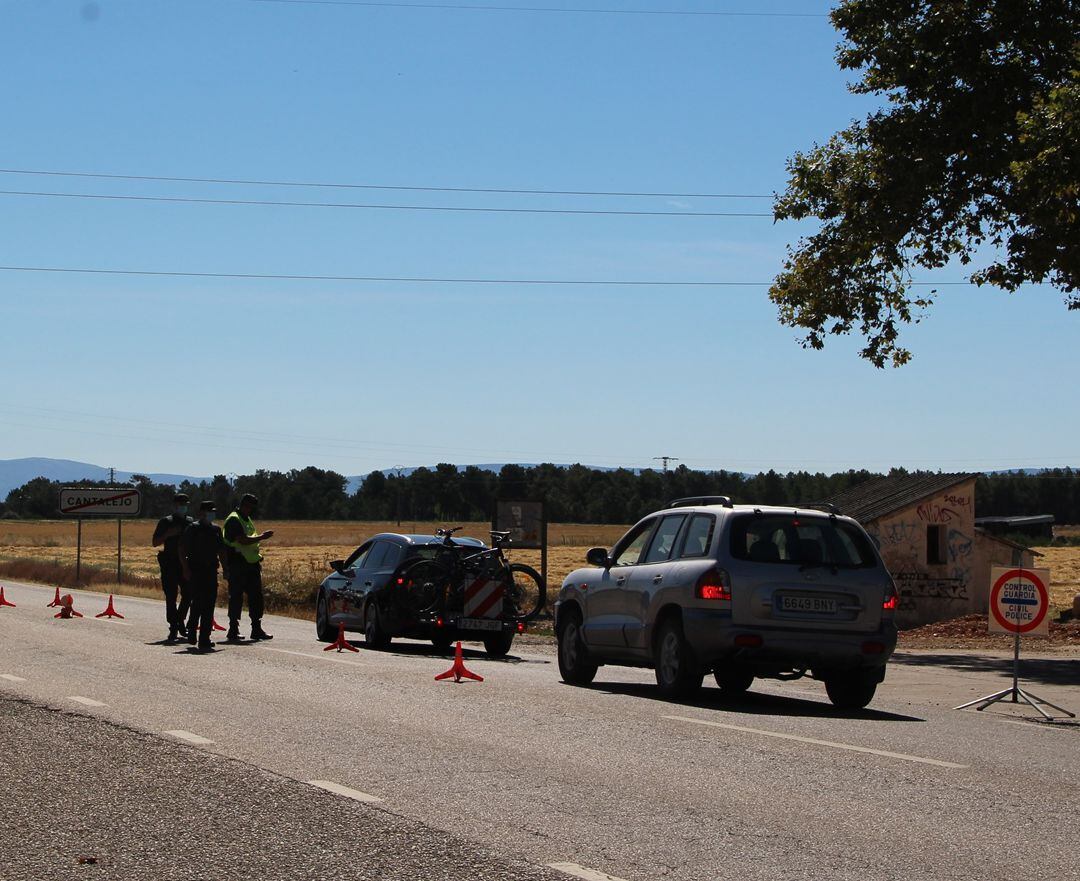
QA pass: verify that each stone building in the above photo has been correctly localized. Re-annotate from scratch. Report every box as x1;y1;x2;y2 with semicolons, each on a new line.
821;473;1039;628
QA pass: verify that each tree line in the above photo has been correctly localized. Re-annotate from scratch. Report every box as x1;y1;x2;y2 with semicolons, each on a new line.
3;465;1079;526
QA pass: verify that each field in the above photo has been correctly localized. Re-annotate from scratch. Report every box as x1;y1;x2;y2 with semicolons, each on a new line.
0;519;628;620
2;519;1078;628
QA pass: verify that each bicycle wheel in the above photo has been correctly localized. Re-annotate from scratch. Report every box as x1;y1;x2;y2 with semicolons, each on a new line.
505;563;546;622
400;559;450;613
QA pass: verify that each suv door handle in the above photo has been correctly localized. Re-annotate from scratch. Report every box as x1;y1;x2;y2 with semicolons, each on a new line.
364;581;374;587
615;575;627;586
653;575;663;584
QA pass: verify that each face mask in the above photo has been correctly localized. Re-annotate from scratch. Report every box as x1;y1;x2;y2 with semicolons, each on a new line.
205;513;215;523
176;506;188;515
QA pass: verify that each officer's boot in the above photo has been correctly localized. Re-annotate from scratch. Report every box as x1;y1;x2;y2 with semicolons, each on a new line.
250;621;273;640
167;623;179;643
226;621;242;642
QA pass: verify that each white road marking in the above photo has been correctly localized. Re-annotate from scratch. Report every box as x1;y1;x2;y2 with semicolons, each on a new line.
306;780;383;803
0;674;27;682
663;715;968;769
68;696;107;707
1002;720;1077;733
264;647;368;666
88;616;135;627
548;862;630;881
164;729;214;745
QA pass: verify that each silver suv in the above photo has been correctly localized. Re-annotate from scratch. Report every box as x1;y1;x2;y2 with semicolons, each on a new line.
554;497;898;709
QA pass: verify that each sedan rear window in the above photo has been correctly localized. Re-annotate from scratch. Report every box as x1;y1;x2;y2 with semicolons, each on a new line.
729;514;877;568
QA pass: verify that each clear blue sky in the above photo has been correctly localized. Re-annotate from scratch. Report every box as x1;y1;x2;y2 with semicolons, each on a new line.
1;0;1076;478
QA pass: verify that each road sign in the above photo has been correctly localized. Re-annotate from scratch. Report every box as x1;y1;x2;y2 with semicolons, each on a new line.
988;567;1051;637
59;487;142;517
493;500;545;549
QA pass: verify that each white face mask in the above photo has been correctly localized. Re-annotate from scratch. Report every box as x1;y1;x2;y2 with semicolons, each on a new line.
176;505;188;515
204;513;215;523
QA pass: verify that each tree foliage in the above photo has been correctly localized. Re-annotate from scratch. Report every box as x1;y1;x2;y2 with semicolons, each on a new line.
772;0;1080;367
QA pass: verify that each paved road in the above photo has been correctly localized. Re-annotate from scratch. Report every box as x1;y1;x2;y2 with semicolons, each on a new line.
1;579;1078;881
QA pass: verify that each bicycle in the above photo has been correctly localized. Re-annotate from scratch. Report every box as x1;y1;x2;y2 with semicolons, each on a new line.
400;526;546;623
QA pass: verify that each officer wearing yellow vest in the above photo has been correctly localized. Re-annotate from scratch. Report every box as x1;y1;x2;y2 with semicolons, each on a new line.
222;493;274;641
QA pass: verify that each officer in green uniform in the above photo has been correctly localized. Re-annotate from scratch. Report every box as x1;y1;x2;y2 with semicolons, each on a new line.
152;492;193;642
222;493;274;641
179;501;229;652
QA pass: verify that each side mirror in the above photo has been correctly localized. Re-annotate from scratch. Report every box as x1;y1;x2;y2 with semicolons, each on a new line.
586;547;611;568
329;559;345;573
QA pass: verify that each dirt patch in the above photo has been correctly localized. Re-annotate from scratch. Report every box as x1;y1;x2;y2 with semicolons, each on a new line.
899;613;1080;652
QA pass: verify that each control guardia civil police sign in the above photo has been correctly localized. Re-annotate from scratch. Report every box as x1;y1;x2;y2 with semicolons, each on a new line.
988;567;1051;637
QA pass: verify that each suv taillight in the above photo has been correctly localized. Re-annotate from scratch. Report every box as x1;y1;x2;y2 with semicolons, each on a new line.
882;582;898;613
696;568;732;603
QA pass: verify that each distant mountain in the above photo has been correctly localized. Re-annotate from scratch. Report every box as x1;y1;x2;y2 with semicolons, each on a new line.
0;458;207;500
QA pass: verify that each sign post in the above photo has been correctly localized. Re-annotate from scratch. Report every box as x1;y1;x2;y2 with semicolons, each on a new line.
955;567;1074;719
59;487;142;587
493;499;548;594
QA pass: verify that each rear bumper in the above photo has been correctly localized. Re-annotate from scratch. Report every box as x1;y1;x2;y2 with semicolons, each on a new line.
682;608;897;676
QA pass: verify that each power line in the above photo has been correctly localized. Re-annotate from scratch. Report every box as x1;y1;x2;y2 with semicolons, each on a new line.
244;0;829;19
0;168;773;200
0;189;772;218
0;265;770;286
0;265;981;286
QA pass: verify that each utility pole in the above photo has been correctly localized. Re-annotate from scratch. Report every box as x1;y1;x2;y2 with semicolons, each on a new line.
653;456;679;473
391;466;404;526
108;466;115;485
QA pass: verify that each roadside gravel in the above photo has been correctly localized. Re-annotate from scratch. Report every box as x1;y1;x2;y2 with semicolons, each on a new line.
0;697;563;881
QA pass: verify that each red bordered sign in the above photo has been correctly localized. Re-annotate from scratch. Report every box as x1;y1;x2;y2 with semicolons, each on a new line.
988;567;1051;637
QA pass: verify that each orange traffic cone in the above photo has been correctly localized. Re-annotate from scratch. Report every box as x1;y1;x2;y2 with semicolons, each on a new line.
54;594;84;619
95;594;124;619
435;641;484;683
47;586;62;608
210;616;226;632
324;622;359;653
0;585;14;608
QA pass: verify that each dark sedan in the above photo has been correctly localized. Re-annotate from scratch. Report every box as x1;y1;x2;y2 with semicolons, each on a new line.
315;532;521;656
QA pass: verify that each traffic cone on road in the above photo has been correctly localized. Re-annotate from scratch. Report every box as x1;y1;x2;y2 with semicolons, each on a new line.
54;594;83;619
0;585;15;608
210;616;226;632
95;594;124;619
47;586;62;608
324;622;359;653
435;641;484;683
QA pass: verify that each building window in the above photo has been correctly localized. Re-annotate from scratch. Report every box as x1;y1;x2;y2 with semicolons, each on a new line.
927;525;947;565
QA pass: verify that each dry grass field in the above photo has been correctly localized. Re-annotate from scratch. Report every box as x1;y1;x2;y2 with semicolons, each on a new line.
0;519;629;619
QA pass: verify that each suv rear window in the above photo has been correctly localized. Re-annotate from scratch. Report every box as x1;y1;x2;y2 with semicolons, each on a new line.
729;514;877;568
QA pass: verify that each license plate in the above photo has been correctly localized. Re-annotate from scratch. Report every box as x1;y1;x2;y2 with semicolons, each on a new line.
780;595;837;614
458;617;504;632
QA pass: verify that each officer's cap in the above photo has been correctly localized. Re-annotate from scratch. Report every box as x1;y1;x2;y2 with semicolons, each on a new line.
199;501;216;512
240;493;259;506
174;492;190;503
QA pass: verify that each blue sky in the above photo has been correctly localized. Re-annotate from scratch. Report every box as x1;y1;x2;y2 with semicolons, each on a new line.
1;0;1076;478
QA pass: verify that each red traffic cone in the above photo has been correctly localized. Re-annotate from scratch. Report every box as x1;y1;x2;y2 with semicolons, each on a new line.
54;594;84;619
95;594;124;619
435;641;484;683
210;616;226;632
0;586;15;608
324;621;359;653
47;586;62;608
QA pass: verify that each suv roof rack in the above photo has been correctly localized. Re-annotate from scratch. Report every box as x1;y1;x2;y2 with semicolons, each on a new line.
668;496;734;509
803;502;841;515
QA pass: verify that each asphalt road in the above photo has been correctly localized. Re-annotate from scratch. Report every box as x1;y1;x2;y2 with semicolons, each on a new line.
1;579;1078;881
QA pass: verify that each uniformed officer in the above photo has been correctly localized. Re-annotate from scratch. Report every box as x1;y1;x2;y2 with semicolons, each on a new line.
222;493;274;641
179;501;229;652
152;492;194;642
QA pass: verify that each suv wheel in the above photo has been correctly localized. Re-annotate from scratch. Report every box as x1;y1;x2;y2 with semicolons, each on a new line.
713;667;754;695
363;601;391;650
654;618;703;698
557;611;598;685
315;593;335;643
824;671;878;710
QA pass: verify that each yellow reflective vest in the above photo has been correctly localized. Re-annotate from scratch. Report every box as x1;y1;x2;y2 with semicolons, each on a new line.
223;511;262;565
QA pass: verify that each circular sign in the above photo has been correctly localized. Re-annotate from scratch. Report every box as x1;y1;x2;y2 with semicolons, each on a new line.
990;568;1049;634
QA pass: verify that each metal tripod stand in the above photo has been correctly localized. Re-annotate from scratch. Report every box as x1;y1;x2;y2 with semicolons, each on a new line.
954;630;1074;720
